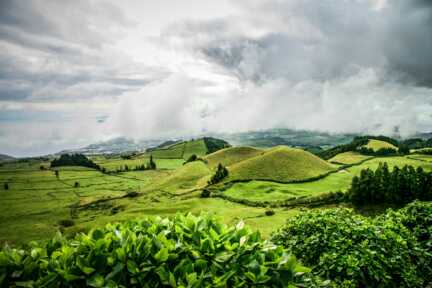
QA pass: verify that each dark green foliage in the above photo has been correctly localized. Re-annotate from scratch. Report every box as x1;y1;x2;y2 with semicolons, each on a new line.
54;170;59;178
39;165;45;170
185;154;198;164
148;155;156;170
318;135;399;159
357;146;397;156
398;143;410;155
348;163;432;205
200;189;211;198
272;205;432;287
265;210;275;216
416;149;432;155
203;137;230;154
74;182;79;188
126;191;139;198
208;163;229;185
0;214;324;287
3;183;8;190
58;219;75;227
401;137;432;149
51;154;101;170
318;137;369;160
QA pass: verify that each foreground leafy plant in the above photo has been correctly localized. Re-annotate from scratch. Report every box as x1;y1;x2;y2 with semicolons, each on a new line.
272;205;431;287
0;213;324;287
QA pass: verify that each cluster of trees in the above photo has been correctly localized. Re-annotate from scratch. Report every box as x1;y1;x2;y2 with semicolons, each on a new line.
51;154;101;170
208;163;229;184
348;163;432;205
401;137;432;149
203;137;230;154
416;149;432;155
318;137;369;159
318;135;414;159
357;146;398;156
111;155;157;173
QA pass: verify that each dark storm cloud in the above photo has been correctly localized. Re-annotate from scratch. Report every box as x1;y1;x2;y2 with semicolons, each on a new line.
383;0;432;87
173;0;432;88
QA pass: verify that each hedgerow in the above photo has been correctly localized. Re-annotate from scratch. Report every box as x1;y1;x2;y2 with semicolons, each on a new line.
0;214;325;287
271;204;432;287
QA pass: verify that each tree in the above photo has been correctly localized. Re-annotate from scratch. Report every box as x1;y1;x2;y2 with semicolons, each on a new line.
55;170;59;178
74;182;80;188
398;144;410;155
4;183;9;190
148;155;156;170
208;163;229;185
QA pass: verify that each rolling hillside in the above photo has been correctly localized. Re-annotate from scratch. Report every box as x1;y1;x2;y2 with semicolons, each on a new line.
362;139;397;151
204;146;264;168
329;151;372;165
227;146;336;182
145;137;229;160
0;154;15;162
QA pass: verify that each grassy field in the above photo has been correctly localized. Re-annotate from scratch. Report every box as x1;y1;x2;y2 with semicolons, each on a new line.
224;155;432;202
93;155;184;171
363;139;397;151
2;146;432;246
329;151;372;164
228;146;336;182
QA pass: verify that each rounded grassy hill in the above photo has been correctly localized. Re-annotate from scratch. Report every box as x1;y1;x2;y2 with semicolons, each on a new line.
204;146;264;168
227;146;336;183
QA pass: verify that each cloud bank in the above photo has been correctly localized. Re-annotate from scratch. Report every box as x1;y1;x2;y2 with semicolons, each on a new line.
1;0;432;155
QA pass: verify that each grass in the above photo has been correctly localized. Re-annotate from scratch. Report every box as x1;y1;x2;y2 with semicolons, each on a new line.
228;146;336;182
204;146;263;168
94;156;184;171
2;146;432;246
363;139;397;151
224;155;432;202
149;161;211;194
329;151;372;165
143;139;209;160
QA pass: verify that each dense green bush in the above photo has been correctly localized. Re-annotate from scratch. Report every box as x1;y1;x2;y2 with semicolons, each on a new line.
0;214;325;287
272;207;430;287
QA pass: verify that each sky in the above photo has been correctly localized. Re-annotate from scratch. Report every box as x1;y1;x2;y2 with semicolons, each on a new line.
1;0;432;156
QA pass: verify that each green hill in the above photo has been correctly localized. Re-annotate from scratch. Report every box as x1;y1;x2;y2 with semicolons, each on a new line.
228;146;336;183
362;139;397;152
152;161;211;193
0;154;15;162
329;151;372;165
204;146;263;168
145;137;229;160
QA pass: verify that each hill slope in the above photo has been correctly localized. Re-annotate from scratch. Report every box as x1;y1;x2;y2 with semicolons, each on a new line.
204;146;264;168
146;137;229;160
362;139;397;151
0;154;15;162
228;146;336;182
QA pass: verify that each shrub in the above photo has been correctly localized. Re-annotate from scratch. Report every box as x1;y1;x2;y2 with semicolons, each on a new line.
185;154;198;164
58;219;75;227
3;183;8;190
271;208;427;287
0;214;324;287
265;210;275;216
74;182;80;188
200;189;211;198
